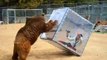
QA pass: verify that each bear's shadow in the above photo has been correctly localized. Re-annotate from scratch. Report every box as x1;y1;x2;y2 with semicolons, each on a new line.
28;50;75;59
0;50;75;60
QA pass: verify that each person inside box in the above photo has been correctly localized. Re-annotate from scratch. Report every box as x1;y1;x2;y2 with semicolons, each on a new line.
59;30;83;50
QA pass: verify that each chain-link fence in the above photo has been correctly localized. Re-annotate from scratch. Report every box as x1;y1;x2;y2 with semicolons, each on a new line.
2;9;43;24
41;1;107;23
1;1;107;24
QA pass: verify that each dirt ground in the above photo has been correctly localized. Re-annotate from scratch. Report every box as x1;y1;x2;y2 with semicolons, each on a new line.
0;24;107;60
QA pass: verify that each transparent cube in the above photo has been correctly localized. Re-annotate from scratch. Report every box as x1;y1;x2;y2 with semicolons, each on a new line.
40;7;93;56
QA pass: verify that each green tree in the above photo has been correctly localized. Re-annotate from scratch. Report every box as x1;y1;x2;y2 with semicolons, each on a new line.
53;0;64;4
0;0;19;7
18;0;43;9
0;0;4;6
78;0;99;4
0;0;9;6
64;0;99;4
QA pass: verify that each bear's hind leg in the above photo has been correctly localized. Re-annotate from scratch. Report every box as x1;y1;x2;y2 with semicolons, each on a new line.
18;41;31;60
12;45;18;60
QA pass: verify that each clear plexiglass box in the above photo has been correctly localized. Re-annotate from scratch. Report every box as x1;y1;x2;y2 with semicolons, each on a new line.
40;7;93;56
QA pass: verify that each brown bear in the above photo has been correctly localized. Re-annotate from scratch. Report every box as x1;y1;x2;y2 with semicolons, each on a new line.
12;16;57;60
93;20;107;29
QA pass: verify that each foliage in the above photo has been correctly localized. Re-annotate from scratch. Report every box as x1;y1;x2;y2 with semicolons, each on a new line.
0;0;43;8
0;0;4;6
52;0;64;4
0;0;18;7
18;0;43;9
0;0;104;8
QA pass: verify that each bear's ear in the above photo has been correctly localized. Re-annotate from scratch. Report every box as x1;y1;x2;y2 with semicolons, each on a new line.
97;20;101;23
26;18;31;25
53;20;58;25
48;20;53;23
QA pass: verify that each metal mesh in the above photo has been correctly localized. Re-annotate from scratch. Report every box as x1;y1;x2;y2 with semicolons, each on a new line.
2;9;43;24
46;1;107;23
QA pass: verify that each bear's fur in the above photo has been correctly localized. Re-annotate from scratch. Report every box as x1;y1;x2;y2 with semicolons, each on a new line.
94;20;107;29
12;16;57;60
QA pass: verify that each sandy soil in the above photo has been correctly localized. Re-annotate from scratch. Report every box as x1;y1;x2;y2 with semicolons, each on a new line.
0;24;107;60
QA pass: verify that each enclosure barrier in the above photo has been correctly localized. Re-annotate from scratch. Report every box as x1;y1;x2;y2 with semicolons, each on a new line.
45;1;107;23
2;9;43;24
